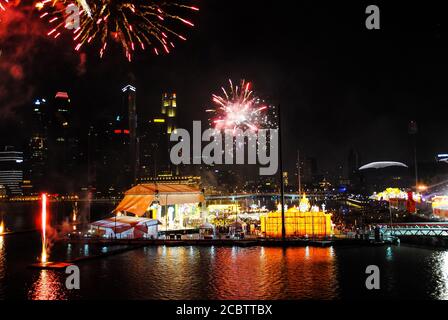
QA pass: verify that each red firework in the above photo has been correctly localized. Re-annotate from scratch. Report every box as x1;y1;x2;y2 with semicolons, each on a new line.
35;0;199;61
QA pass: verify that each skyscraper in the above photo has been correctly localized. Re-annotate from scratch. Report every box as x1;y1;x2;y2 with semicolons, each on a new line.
162;92;177;174
51;92;71;170
0;146;24;196
28;98;48;193
161;93;177;134
347;147;361;186
141;117;170;178
26;92;79;194
88;120;129;195
138;92;178;180
122;84;138;185
48;92;79;192
299;156;317;187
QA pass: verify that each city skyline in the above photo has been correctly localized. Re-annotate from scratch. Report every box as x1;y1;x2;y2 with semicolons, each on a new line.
1;85;447;196
1;2;448;176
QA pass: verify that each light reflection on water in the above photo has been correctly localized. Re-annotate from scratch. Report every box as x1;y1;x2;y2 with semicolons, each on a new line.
386;246;393;261
86;246;339;300
13;245;448;300
0;236;5;298
209;246;338;299
70;245;448;300
428;251;448;300
3;201;448;299
28;270;68;300
2;232;448;299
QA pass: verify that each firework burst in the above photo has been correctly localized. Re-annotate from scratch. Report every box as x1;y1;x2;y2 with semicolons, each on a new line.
207;79;276;135
0;0;10;12
36;0;198;61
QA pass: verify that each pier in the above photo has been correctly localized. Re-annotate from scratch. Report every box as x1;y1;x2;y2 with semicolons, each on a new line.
62;237;394;248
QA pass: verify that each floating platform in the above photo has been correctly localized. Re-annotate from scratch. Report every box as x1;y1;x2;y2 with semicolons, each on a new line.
28;261;73;270
0;229;38;237
63;237;339;248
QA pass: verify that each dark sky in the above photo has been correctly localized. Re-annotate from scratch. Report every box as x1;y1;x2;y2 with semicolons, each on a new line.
1;0;448;174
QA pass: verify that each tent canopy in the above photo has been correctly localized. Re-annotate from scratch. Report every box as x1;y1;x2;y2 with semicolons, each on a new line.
91;216;158;234
114;183;204;217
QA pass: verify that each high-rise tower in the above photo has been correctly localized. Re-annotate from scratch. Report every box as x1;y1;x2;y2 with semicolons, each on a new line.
49;91;78;192
347;148;360;181
122;85;138;184
28;98;48;193
161;93;177;134
0;146;24;196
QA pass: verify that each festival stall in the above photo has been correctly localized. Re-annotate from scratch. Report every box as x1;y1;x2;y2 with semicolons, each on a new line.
112;183;205;231
260;194;333;238
91;216;159;239
432;196;448;218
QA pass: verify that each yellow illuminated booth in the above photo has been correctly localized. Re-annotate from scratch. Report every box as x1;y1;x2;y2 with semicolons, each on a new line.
260;194;333;238
371;187;422;203
432;196;448;218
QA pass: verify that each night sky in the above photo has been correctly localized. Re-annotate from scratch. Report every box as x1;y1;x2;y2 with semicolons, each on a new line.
1;0;448;175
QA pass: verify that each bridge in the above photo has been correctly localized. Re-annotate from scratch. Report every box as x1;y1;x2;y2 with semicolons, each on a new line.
378;223;448;237
205;193;329;201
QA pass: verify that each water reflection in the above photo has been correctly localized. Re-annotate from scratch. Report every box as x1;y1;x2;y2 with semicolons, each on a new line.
428;251;448;300
28;270;68;300
20;245;448;300
137;246;208;299
209;247;338;299
0;235;5;298
67;244;72;260
386;246;393;262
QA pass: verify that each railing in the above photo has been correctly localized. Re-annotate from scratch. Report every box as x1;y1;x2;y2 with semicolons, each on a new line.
378;223;448;237
205;193;330;200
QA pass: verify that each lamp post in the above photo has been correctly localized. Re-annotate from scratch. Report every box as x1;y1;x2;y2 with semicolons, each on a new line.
297;149;301;195
165;194;169;238
278;104;286;241
409;120;419;192
388;200;393;237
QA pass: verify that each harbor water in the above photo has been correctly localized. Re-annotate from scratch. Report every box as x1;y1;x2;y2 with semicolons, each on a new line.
1;202;448;300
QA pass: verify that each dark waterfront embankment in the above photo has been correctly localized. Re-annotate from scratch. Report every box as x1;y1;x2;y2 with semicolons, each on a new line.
33;238;383;270
62;237;395;248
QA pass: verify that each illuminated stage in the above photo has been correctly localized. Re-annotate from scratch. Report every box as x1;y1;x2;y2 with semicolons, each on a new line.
261;194;333;238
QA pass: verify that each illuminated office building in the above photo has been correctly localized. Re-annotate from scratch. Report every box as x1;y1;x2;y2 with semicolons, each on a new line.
138;92;178;179
161;93;177;134
122;84;138;185
49;92;78;192
28;98;48;192
0;146;24;196
26;93;79;193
